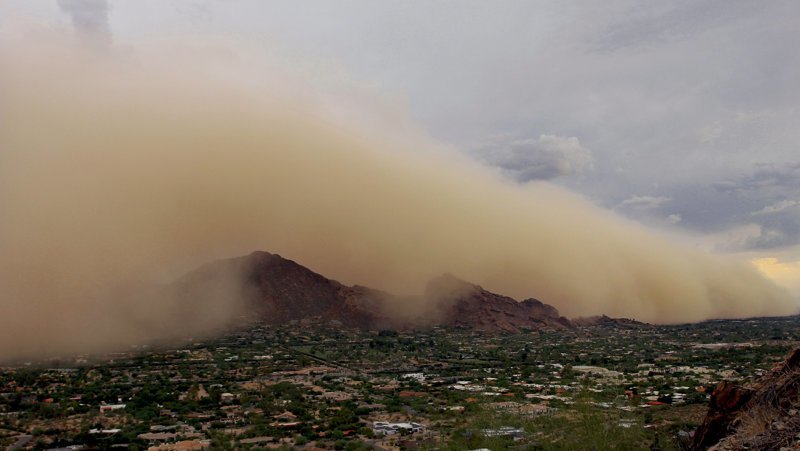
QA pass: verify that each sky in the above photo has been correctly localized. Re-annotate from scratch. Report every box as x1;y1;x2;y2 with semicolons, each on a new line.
2;0;798;299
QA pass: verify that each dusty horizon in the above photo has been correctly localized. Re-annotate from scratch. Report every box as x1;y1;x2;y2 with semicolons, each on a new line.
0;26;797;361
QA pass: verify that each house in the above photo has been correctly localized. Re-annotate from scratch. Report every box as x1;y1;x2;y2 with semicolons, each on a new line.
372;421;424;436
239;436;273;445
138;432;178;442
481;427;525;440
398;391;427;398
321;391;352;401
89;428;121;435
490;401;554;417
147;440;210;451
273;410;298;422
99;403;126;413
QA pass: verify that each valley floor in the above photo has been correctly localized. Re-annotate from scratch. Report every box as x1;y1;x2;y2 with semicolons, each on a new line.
1;316;798;450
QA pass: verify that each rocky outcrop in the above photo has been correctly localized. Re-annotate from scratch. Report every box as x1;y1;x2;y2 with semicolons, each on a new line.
426;274;571;332
177;251;572;333
692;381;754;449
572;315;647;328
692;348;800;450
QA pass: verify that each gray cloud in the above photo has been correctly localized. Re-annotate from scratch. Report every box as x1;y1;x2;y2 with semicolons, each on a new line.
617;195;672;211
473;134;593;182
753;200;800;217
57;0;110;44
714;163;800;195
740;227;797;251
588;0;760;53
646;162;800;251
612;195;686;229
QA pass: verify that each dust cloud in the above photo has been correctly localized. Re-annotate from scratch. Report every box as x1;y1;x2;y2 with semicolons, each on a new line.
0;27;796;360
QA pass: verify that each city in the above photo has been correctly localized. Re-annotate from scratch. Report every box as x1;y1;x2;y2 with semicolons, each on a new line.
2;316;797;450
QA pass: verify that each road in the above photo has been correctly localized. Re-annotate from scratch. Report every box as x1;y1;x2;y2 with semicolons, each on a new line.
7;434;32;451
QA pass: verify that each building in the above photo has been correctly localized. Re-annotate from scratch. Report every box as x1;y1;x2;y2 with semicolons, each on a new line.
372;421;424;436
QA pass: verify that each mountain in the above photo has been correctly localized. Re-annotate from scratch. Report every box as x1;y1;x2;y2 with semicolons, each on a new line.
692;347;800;450
423;273;571;332
175;251;572;332
571;315;647;329
173;251;390;329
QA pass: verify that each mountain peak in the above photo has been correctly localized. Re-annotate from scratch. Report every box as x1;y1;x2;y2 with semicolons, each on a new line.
177;251;572;333
424;273;479;300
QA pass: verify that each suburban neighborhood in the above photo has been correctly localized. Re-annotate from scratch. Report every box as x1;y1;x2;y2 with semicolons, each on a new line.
1;316;798;450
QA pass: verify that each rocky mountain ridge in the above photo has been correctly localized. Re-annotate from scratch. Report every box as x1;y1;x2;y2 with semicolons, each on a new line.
177;251;572;332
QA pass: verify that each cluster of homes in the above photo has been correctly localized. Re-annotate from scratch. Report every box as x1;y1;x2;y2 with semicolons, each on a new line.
1;316;797;450
371;421;424;436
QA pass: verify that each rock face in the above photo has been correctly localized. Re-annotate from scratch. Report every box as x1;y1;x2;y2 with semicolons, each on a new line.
425;274;571;332
571;315;646;328
242;251;384;327
692;381;754;449
692;348;800;450
177;251;571;332
176;251;389;328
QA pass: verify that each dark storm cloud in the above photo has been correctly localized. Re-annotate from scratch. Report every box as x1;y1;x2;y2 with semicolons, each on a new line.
472;134;593;182
713;163;800;195
629;162;800;251
712;163;800;242
738;224;798;251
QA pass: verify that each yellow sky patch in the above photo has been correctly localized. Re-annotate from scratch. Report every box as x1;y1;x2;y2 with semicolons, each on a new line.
752;257;800;295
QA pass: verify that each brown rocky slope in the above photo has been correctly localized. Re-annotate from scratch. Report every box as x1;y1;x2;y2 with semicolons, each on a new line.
175;251;572;332
692;347;800;450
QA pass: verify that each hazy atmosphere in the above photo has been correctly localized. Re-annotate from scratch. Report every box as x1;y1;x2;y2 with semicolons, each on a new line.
1;1;799;359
